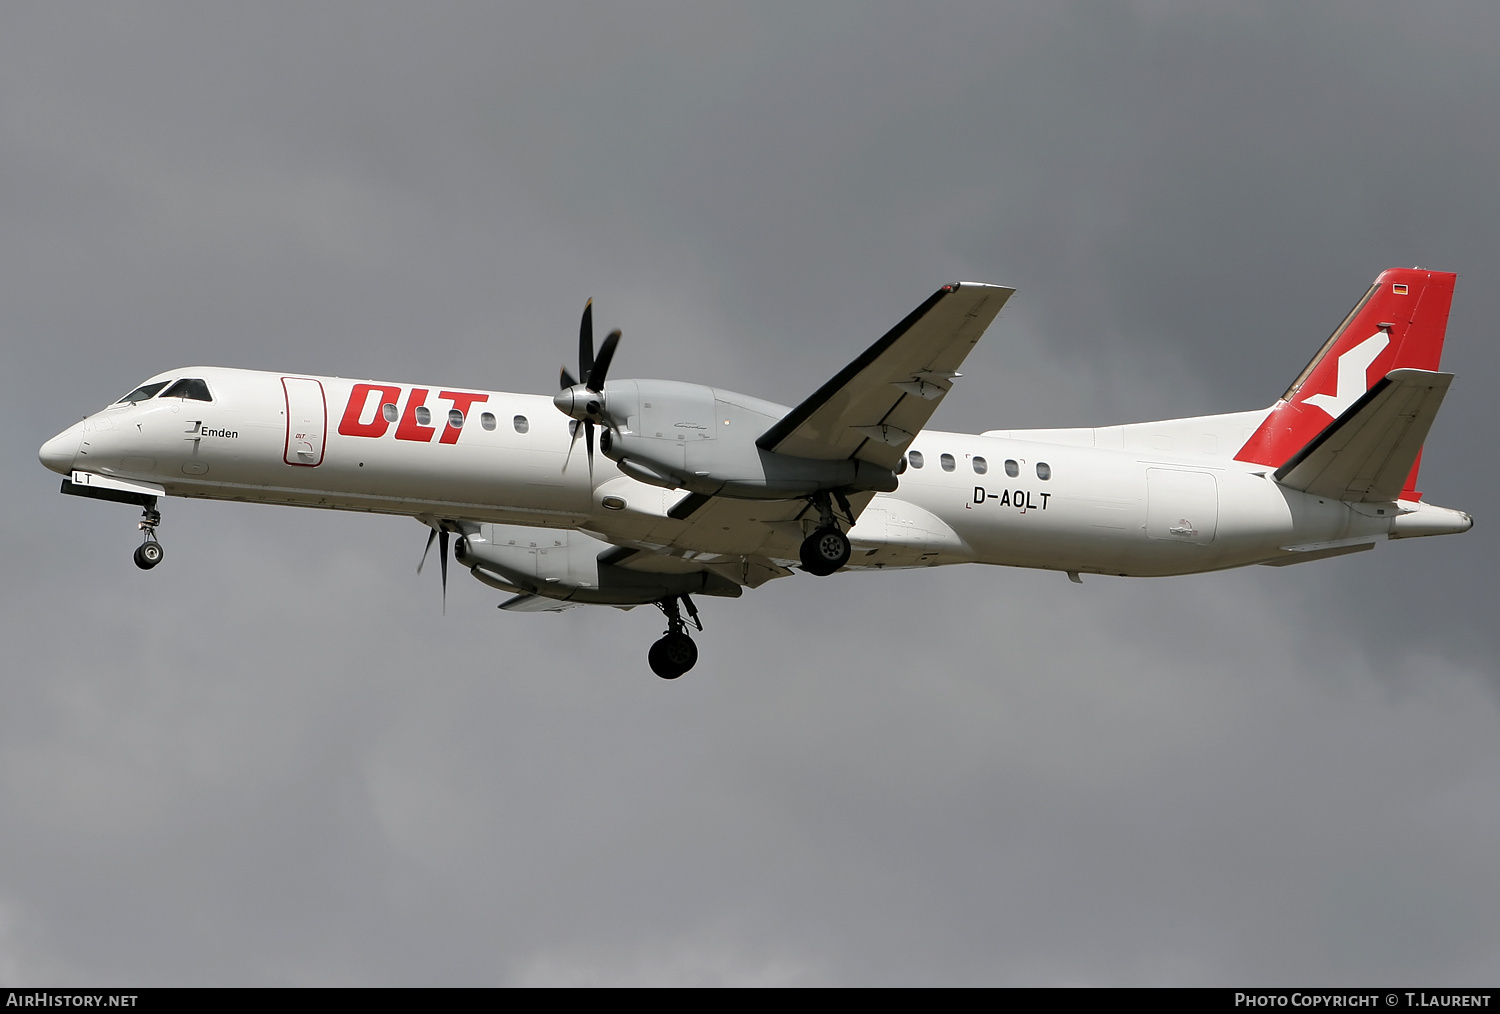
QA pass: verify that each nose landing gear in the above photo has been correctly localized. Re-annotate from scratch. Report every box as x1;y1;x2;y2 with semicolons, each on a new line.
133;502;164;570
649;594;701;679
58;477;167;571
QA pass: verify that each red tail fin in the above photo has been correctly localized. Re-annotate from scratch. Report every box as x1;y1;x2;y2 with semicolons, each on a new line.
1235;268;1456;499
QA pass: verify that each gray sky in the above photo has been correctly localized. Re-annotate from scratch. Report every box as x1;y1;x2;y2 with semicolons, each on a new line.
3;1;1497;986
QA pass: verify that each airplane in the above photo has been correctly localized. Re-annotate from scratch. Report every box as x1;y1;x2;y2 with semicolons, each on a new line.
38;268;1473;679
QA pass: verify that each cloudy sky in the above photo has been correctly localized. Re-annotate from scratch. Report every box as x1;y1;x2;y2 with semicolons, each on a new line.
3;1;1498;986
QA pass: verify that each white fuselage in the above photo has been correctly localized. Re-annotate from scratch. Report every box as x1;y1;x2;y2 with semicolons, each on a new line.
39;366;1469;581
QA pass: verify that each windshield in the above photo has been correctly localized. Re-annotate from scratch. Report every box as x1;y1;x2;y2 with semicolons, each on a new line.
160;378;213;402
116;381;170;404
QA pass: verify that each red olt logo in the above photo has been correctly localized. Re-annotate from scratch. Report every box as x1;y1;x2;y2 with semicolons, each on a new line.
337;385;489;445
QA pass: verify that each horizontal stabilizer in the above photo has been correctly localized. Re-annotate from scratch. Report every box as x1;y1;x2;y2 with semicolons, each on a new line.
1274;369;1452;502
1260;541;1379;566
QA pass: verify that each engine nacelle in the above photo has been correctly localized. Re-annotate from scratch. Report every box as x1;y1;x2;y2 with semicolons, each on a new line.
455;523;742;605
596;380;898;499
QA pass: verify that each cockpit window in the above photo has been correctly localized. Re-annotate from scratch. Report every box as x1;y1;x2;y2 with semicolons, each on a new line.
160;378;213;402
117;382;169;404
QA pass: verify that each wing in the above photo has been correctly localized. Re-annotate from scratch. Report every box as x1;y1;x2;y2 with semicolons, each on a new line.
1275;368;1453;502
588;488;872;588
755;282;1014;470
599;485;978;579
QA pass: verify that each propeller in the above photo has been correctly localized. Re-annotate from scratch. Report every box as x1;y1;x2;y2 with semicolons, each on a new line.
556;298;621;476
418;525;450;613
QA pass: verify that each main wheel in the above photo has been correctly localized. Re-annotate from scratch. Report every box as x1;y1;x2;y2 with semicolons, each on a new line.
133;541;164;570
648;632;698;679
799;527;850;576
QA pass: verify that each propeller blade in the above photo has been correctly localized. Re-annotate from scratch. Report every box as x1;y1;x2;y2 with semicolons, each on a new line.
588;329;621;392
560;366;577;391
579;298;594;387
418;527;438;574
562;419;581;472
584;419;595;478
439;529;449;614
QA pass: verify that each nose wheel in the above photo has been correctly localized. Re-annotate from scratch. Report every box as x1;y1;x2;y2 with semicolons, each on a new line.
133;502;164;570
133;539;163;570
649;595;701;679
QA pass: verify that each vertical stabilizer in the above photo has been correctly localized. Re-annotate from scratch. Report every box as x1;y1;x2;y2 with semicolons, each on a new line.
1235;268;1455;499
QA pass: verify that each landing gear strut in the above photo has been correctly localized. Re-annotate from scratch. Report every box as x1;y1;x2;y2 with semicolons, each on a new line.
799;491;852;576
648;594;701;679
133;500;164;570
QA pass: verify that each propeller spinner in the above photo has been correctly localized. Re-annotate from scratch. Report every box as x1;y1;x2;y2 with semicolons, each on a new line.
554;298;621;475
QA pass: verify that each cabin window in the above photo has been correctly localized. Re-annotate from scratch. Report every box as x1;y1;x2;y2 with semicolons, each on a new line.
513;415;529;434
382;403;399;423
160;378;213;402
448;409;465;429
895;455;907;475
481;412;497;431
908;450;924;469
414;406;431;426
940;453;955;472
972;456;988;475
1005;459;1020;478
117;382;169;404
1037;461;1052;480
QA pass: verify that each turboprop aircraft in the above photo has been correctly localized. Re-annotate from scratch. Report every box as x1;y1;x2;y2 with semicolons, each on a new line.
38;268;1473;678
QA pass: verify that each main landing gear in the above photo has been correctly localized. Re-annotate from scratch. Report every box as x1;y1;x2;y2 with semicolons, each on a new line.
132;500;164;570
648;594;701;679
798;491;852;576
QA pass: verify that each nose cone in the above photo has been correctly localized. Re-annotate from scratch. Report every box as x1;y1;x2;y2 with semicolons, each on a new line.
39;420;84;475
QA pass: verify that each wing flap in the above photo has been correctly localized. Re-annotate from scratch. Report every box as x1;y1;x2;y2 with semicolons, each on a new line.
584;487;874;577
756;282;1013;468
498;593;583;613
1274;368;1453;502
